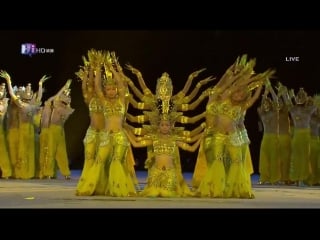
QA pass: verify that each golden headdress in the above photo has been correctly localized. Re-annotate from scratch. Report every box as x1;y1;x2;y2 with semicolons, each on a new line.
20;83;34;100
102;51;116;86
295;87;308;105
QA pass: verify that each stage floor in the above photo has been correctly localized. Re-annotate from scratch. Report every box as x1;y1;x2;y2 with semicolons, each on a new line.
0;170;319;208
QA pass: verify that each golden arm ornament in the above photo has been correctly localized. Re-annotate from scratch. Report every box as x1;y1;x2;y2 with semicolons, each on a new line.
177;111;206;124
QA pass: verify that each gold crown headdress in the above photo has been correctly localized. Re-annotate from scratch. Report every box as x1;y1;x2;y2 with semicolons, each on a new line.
20;83;34;100
102;51;117;86
156;72;173;101
295;87;308;105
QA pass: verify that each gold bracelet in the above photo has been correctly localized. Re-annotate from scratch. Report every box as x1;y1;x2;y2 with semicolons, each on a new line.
144;89;152;95
176;91;185;99
181;104;189;111
183;131;190;137
138;102;145;109
181;116;188;124
134;128;142;135
196;83;201;88
183;96;190;103
137;115;145;123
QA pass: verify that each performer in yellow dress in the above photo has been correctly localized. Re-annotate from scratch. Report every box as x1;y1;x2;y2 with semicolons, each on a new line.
193;54;275;198
0;83;12;179
76;50;137;196
75;50;106;186
125;109;203;197
0;71;49;179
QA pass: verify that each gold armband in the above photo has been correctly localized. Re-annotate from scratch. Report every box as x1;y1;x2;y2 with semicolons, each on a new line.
138;102;145;109
144;89;152;95
181;104;189;111
12;95;19;101
196;83;202;88
183;131;190;137
181;116;188;124
176;91;185;99
183;96;190;103
140;140;147;146
134;128;142;135
208;87;220;96
137;115;145;123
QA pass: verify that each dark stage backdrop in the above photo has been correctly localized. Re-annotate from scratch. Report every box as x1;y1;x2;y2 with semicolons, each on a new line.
1;30;319;173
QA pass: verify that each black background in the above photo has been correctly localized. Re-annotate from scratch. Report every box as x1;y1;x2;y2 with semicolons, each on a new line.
1;30;319;173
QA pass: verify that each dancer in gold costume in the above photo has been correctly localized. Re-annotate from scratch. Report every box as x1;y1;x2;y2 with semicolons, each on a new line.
289;88;316;186
76;50;137;196
75;50;106;186
125;109;203;197
122;66;212;193
0;83;12;178
0;71;49;179
39;79;73;179
124;65;214;125
308;95;320;185
193;54;275;198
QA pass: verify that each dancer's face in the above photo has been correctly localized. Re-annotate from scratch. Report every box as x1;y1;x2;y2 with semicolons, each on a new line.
105;84;118;98
159;120;171;134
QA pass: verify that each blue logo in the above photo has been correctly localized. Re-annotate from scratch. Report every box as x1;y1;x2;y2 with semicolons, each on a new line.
21;43;54;57
21;43;37;56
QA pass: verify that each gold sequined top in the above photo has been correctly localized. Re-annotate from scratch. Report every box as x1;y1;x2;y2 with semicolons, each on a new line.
153;137;176;157
89;98;104;113
206;99;241;121
103;98;125;117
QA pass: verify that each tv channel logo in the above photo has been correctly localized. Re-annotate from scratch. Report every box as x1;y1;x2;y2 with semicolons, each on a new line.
21;43;54;57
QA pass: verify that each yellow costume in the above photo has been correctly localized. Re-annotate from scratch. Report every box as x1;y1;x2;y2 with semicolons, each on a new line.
17;122;36;179
308;136;320;185
289;128;311;182
141;134;193;197
258;133;280;184
77;97;104;186
76;98;137;196
6;103;19;178
278;134;291;182
42;124;71;177
0;124;12;178
195;99;254;198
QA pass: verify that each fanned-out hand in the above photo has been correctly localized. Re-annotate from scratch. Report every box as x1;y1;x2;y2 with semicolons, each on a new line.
189;68;206;80
0;70;10;81
198;76;216;86
125;64;141;76
75;68;88;81
39;75;51;84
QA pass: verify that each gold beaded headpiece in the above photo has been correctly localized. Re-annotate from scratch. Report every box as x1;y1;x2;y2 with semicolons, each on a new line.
102;51;116;86
20;83;34;100
295;87;308;105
